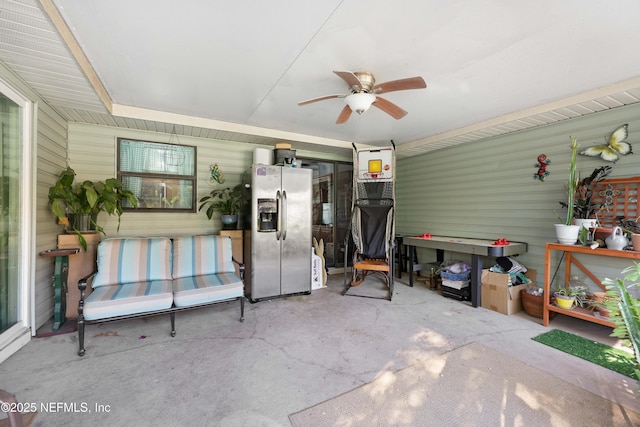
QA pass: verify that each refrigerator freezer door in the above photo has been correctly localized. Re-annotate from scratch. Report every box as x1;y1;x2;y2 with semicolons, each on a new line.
251;166;282;300
280;168;312;295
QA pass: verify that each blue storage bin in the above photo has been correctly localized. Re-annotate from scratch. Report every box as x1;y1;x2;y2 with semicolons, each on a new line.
440;271;470;281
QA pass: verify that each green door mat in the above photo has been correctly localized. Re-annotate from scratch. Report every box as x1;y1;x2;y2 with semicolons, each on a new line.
532;329;637;379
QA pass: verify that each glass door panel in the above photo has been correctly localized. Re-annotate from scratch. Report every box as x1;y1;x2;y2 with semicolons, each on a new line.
309;162;335;265
336;163;354;267
301;160;353;268
0;92;21;334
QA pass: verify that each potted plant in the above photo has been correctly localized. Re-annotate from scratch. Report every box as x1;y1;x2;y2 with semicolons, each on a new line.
552;284;584;310
48;166;138;249
560;165;612;230
589;290;619;318
198;184;246;229
602;263;640;391
521;284;555;319
618;216;640;251
554;136;581;244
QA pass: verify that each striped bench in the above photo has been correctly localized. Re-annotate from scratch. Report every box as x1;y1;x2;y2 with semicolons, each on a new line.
77;235;245;356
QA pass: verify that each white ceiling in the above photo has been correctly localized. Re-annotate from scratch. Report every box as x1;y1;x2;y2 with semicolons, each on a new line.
2;0;640;158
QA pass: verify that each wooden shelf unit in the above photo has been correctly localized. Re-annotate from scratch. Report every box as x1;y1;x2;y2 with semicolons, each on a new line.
543;243;640;327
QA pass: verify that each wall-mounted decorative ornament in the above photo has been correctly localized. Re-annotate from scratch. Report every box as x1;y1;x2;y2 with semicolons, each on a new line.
210;163;225;184
580;124;633;163
533;154;550;181
599;183;621;206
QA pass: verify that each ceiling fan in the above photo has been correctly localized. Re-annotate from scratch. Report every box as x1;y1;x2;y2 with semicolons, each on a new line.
298;70;427;124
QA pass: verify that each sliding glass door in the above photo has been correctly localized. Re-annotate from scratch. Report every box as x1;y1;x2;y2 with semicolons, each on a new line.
300;159;353;268
0;79;32;361
0;92;21;334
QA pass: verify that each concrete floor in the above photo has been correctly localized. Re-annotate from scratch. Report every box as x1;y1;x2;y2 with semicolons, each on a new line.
1;272;639;426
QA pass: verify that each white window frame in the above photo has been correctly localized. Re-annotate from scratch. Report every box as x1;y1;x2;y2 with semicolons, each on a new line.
0;77;34;363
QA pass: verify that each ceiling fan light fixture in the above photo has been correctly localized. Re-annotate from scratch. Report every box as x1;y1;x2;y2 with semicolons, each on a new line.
345;93;376;114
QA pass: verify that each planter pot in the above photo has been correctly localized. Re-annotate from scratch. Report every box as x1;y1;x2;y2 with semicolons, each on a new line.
521;289;555;319
574;218;598;230
574;219;597;244
554;224;580;245
591;291;606;303
66;213;98;233
632;234;640;251
220;214;238;230
590;291;618;318
554;293;575;310
593;227;612;241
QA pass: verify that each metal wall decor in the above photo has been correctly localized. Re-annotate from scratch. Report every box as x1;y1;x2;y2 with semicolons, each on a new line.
534;154;550;181
580;124;633;163
209;163;225;184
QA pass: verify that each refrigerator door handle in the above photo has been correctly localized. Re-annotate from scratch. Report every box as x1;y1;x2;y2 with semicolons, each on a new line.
276;190;282;240
282;190;287;240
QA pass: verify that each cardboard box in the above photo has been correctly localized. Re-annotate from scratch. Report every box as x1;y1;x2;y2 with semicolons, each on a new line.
481;269;536;315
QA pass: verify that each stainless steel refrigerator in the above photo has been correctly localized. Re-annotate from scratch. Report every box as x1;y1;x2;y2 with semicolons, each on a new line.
250;165;312;302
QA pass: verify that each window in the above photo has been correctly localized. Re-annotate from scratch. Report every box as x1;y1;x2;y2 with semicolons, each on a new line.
117;138;196;211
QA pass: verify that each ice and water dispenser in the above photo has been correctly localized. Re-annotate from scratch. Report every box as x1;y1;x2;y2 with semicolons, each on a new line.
257;198;277;232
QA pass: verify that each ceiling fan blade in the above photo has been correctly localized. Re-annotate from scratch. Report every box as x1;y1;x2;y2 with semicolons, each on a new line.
373;76;426;94
372;96;407;120
298;94;346;106
333;71;362;91
336;105;352;124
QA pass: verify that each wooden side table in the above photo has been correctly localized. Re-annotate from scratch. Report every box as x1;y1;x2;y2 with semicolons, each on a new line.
220;230;244;277
57;233;101;318
39;248;80;330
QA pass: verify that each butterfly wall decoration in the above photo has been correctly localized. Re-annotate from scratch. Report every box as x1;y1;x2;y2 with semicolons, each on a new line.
579;124;633;163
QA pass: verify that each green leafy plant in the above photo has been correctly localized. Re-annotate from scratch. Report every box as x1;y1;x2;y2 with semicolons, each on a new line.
603;263;640;391
552;285;582;297
559;165;612;220
552;283;591;308
48;166;138;249
555;136;580;225
588;291;619;317
198;184;245;219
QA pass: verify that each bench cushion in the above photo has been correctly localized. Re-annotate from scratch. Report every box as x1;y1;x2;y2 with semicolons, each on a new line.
172;235;236;279
173;273;244;307
93;237;172;288
83;280;174;321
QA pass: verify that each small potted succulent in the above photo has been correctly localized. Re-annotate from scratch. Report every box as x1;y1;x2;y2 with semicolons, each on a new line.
552;283;588;310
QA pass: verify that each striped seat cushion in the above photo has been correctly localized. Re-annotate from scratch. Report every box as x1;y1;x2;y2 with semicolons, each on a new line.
92;237;172;288
83;280;174;321
173;273;244;307
172;235;235;279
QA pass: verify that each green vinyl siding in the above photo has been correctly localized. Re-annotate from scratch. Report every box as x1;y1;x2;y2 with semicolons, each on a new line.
66;123;350;238
396;102;640;292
